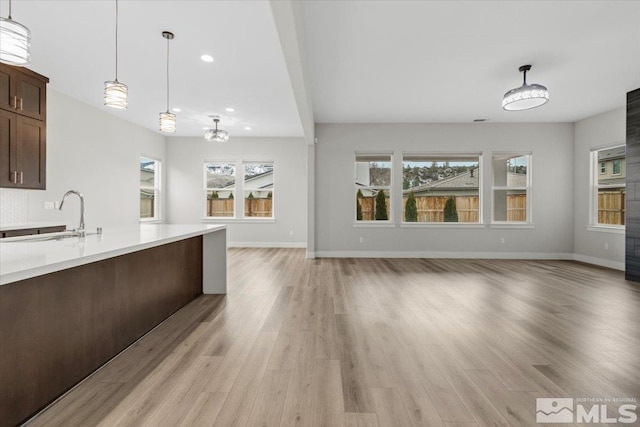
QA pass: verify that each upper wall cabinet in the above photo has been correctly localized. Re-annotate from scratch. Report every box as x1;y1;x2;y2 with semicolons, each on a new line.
0;63;48;190
0;64;47;121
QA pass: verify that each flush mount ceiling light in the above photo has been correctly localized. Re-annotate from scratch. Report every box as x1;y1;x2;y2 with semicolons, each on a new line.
204;116;229;143
200;54;214;63
502;65;549;111
159;31;176;133
0;0;31;66
104;0;128;110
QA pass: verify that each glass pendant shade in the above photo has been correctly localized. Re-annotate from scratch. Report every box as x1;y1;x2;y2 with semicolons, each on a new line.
502;83;549;111
159;111;176;133
502;65;549;111
0;16;31;66
104;80;128;109
204;128;229;143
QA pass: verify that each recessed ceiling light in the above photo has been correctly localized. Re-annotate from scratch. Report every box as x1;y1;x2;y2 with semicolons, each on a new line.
201;54;214;63
244;126;252;130
172;107;181;112
225;107;234;112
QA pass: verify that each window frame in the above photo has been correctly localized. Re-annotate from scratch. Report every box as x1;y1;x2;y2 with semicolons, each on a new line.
490;152;532;226
400;152;483;226
354;152;394;225
203;160;237;219
590;144;625;230
242;161;275;220
139;155;161;222
600;162;606;175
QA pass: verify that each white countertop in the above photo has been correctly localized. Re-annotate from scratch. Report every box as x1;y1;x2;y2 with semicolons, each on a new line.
0;224;226;286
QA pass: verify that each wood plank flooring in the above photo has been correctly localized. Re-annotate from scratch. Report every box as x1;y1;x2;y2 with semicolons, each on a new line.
28;250;640;426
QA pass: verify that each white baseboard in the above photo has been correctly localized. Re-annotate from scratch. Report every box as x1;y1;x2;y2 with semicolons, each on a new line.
572;254;625;271
227;241;306;248
306;251;316;259
314;251;575;260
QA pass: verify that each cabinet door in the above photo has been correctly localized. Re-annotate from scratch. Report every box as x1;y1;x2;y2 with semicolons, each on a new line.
15;74;46;121
0;109;17;187
0;66;16;113
16;116;46;189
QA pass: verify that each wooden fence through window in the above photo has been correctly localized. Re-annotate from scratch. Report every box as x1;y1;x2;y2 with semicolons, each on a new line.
598;190;625;225
356;194;528;222
207;198;274;217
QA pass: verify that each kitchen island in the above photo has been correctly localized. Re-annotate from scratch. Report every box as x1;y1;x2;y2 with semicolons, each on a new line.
0;224;226;426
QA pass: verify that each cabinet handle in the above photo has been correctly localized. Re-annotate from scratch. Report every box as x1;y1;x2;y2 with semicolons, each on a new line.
12;96;17;109
19;171;23;184
18;98;23;111
11;171;17;183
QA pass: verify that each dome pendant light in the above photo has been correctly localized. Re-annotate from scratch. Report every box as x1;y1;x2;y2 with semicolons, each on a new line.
502;65;549;111
159;31;176;133
0;0;31;66
204;116;229;143
104;0;128;109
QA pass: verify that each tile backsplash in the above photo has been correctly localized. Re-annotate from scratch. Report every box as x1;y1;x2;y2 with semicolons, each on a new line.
0;189;29;225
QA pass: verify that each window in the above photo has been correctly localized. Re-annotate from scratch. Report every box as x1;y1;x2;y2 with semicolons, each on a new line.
243;162;274;218
613;159;622;175
140;156;160;220
205;162;236;218
402;154;481;223
600;162;606;174
592;146;625;226
355;154;392;221
491;153;531;223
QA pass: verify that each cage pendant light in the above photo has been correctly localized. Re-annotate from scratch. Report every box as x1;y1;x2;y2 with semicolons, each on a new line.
502;65;549;111
204;116;229;142
159;31;176;133
104;0;128;109
0;0;31;66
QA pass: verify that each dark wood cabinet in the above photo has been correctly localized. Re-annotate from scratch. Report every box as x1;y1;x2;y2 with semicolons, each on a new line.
0;225;66;238
0;63;48;190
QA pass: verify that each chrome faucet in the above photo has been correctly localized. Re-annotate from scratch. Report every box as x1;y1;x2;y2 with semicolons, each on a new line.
59;190;85;237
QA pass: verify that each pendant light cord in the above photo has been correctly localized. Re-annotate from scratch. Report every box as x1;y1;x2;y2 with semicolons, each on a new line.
8;0;12;19
115;0;119;81
522;69;527;85
166;37;170;112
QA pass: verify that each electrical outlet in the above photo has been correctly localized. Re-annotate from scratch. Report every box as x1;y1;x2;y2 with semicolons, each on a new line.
500;237;505;244
604;243;609;250
44;202;54;210
359;237;364;243
289;230;294;236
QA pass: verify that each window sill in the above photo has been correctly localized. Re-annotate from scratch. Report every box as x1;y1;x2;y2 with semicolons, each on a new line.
586;225;624;234
140;218;163;224
490;223;535;229
202;218;276;224
400;223;485;229
353;221;397;228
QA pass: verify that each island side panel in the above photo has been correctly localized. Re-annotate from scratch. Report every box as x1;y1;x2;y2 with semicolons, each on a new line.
0;236;202;427
203;228;227;294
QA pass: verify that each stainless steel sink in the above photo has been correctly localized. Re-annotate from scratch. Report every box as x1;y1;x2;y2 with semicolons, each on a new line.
1;231;91;243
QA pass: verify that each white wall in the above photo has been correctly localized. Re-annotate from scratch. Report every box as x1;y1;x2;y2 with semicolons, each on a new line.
1;89;167;230
314;123;575;257
166;136;307;247
573;107;626;269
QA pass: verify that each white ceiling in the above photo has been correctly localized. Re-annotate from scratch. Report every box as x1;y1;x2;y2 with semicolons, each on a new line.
303;0;640;124
4;1;640;135
2;0;304;137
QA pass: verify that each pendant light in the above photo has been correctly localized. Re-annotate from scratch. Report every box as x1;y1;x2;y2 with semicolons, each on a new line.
502;65;549;111
204;116;229;142
104;0;128;109
159;31;176;133
0;0;31;66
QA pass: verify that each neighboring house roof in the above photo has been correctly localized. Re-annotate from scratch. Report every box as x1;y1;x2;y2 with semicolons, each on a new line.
223;170;273;190
598;146;625;161
403;169;526;195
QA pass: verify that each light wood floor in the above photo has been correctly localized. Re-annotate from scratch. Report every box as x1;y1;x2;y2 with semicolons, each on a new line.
29;249;640;426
